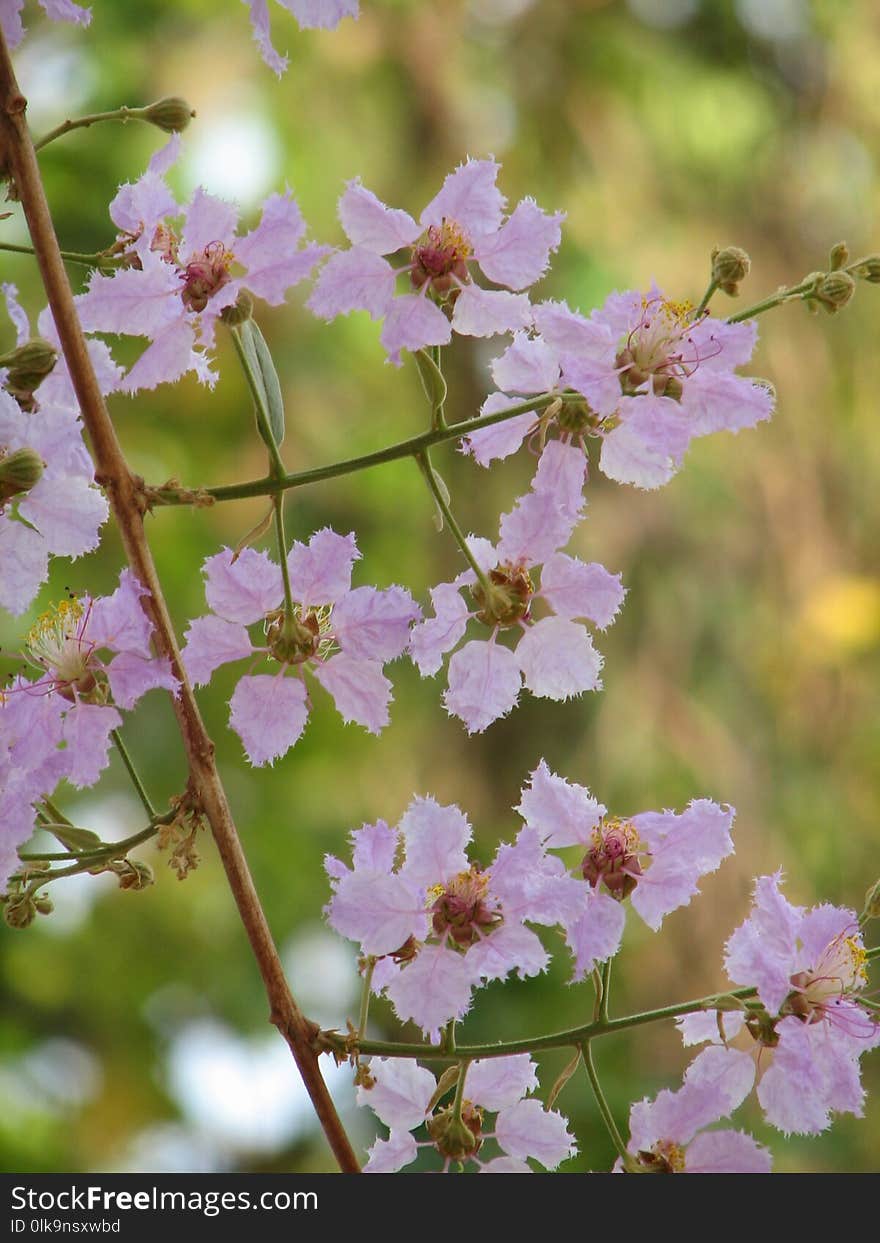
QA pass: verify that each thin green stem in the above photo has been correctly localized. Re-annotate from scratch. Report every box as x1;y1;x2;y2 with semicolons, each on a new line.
451;1057;470;1122
581;1041;631;1167
274;494;296;619
0;239;117;269
41;796;73;827
111;728;156;820
726;278;817;323
230;326;287;481
34;105;156;153
357;958;376;1039
599;958;613;1024
416;449;494;596
693;277;718;319
149;392;567;506
430;345;447;431
17;810;176;864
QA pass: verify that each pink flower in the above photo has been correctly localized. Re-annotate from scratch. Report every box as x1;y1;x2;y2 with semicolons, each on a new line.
624;1046;770;1173
720;872;880;1135
324;799;583;1037
0;0;90;50
78;148;327;391
465;290;773;490
244;1;360;75
409;479;624;733
357;1055;576;1173
0;685;68;892
516;761;735;979
307;161;564;364
181;530;419;765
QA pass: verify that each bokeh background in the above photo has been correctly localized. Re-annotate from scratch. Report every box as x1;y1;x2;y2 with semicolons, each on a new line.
1;0;879;1173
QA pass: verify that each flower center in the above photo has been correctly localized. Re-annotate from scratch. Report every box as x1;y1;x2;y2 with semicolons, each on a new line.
616;296;695;399
25;598;98;697
410;219;473;295
426;1100;484;1162
637;1139;686;1173
266;605;334;666
787;933;867;1021
428;865;502;947
472;563;534;629
581;818;643;900
180;240;234;312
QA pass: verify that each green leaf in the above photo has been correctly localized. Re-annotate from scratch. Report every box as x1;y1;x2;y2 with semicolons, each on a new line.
413;348;448;415
239;319;285;449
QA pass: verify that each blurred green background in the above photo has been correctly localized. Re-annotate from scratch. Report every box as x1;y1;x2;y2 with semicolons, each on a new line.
1;0;878;1173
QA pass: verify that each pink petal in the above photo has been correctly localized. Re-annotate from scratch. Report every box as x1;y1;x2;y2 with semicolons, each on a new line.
306;247;396;320
451;284;532;338
490;826;584;927
182;187;238;258
110;171;177;247
495;1099;576;1169
122;319;204;394
468;922;549;982
363;1130;418;1174
516;760;605;849
19;476;107;559
385;944;479;1036
380;293;452;365
539;553;625;628
182;615;254;686
228;673;310;765
0;518;48;615
630;799;735;931
332;584;420;661
357;1057;434;1129
236;190;327;304
106;650;178;710
683;370;774;437
313;653;391;733
599;394;692;490
531;439;586;520
798;904;859;970
326;869;424;956
77;258;182;338
287;527;359;606
676;1010;746;1047
688;316;758;370
723;872;803;1014
338;179;419;252
463;393;534;467
491;332;560;393
565;889;626;981
398;795;472;887
444;639;521;733
243;0;289;76
2;282;30;345
497;488;578;566
408;582;470;676
534;300;615;360
685;1129;771;1174
517;615;602;700
479;1156;532;1174
203;546;281;624
284;0;359;31
420;159;506;239
349;819;398;874
475;199;564;290
62;702;121;789
86;569;153;657
467;1055;538;1112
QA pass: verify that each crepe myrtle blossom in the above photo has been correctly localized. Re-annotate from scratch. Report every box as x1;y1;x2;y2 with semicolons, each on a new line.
409;471;624;733
516;762;735;980
324;799;583;1036
464;290;773;490
357;1055;576;1173
0;387;108;617
623;1046;770;1174
244;1;360;76
307;159;564;365
697;872;880;1136
0;1;90;50
181;530;419;766
77;143;327;392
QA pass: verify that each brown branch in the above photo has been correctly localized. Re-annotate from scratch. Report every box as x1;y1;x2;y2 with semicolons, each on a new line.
0;37;360;1173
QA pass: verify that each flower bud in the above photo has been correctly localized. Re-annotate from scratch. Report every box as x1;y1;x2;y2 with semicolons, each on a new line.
1;337;58;403
0;446;44;503
828;241;849;271
3;893;37;929
854;255;880;284
813;270;855;313
711;245;751;296
143;97;196;133
862;878;880;923
426;1103;483;1161
115;859;154;890
220;291;254;326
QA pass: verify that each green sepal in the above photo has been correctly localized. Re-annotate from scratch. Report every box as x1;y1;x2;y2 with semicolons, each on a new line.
239;319;285;449
50;826;104;853
413;348;448;416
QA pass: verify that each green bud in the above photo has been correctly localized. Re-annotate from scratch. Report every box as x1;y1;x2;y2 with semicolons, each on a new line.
813;269;856;313
143;97;196;134
828;241;849;271
0;447;44;503
426;1103;483;1161
1;337;58;399
220;291;254;327
34;895;54;916
711;245;751;296
855;255;880;284
861;878;880;923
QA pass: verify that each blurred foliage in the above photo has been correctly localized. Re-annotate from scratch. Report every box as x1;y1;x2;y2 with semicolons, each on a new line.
1;0;878;1173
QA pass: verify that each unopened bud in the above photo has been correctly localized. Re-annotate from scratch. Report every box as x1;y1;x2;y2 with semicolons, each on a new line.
862;878;880;923
115;859;154;890
144;97;196;134
828;241;849;271
813;269;855;313
711;245;751;296
1;337;58;398
3;893;37;929
0;447;44;503
220;291;254;327
855;255;880;284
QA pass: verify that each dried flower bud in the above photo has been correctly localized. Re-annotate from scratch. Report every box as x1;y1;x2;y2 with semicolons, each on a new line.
814;269;856;313
3;893;37;929
862;878;880;923
711;245;751;296
0;446;44;502
220;291;254;326
115;859;154;890
144;97;196;133
854;255;880;284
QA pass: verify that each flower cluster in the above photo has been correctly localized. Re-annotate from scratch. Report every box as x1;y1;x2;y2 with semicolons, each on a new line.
182;530;419;765
358;1055;575;1173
